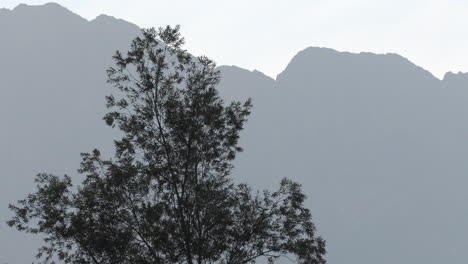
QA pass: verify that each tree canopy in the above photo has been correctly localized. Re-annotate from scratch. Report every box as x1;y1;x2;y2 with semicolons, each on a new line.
8;26;326;264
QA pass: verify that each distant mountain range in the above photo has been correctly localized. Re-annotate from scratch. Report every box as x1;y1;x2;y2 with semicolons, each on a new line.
1;3;468;264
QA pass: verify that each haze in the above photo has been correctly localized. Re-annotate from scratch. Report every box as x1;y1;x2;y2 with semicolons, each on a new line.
2;0;468;79
2;2;468;264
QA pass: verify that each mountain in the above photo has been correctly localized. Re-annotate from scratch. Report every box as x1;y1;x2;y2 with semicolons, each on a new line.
233;47;468;264
0;4;141;263
443;71;468;88
217;65;274;101
2;3;468;264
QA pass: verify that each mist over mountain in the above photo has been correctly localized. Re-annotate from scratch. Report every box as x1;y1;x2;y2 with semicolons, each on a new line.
1;3;468;264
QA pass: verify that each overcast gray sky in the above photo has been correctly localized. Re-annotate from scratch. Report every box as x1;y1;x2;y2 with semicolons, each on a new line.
2;0;468;79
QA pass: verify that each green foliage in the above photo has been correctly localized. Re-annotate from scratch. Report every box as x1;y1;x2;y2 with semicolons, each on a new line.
8;26;326;264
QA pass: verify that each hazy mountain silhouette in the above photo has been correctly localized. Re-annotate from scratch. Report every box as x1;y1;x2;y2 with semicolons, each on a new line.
2;3;468;264
232;47;468;264
0;4;141;263
443;71;468;88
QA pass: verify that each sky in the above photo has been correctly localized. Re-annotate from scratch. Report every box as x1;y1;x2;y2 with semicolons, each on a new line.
2;0;468;79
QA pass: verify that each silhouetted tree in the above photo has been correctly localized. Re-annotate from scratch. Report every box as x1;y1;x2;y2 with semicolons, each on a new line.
8;26;326;264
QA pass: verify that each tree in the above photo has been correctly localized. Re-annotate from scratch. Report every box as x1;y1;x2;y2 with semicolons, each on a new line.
8;26;326;264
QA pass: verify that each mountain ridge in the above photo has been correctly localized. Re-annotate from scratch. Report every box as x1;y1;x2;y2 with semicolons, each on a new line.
2;3;139;29
277;46;442;83
9;2;88;24
2;3;468;264
2;3;467;81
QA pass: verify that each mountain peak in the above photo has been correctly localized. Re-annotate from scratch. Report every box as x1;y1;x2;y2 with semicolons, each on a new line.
443;71;468;79
14;2;70;12
277;46;438;83
89;14;140;34
296;46;410;64
92;14;122;23
10;2;87;23
442;71;468;87
217;65;275;83
90;14;138;27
